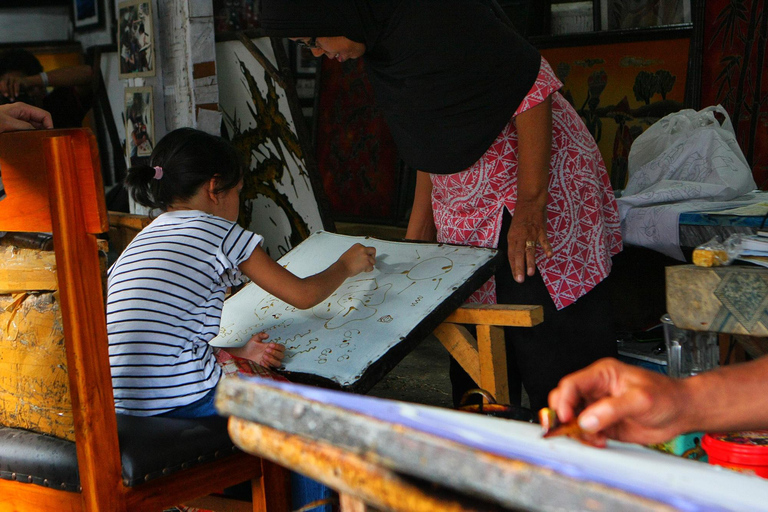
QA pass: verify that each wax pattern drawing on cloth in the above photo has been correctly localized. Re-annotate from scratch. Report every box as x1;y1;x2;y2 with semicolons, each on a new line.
211;231;497;387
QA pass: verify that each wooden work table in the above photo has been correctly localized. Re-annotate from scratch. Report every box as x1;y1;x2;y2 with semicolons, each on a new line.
216;376;768;512
666;264;768;361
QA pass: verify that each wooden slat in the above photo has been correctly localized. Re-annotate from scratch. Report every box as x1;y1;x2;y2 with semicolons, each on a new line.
45;135;122;511
0;129;107;235
477;325;509;404
432;323;480;385
0;479;82;511
443;304;543;327
0;247;57;293
229;419;499;512
122;452;265;511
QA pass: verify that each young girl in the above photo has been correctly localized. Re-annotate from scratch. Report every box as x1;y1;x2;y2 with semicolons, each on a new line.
107;127;376;418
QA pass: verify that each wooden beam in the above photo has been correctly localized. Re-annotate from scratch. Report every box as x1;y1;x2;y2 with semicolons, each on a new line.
443;304;543;327
477;325;509;404
432;322;480;384
229;419;501;512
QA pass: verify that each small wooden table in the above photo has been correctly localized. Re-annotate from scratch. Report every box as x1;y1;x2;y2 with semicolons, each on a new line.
433;304;543;405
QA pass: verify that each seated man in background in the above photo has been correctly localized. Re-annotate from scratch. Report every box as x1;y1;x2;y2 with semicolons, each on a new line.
0;48;93;128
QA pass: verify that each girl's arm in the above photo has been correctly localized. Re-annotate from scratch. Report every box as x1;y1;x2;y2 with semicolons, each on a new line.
238;243;376;310
405;170;437;241
508;96;554;283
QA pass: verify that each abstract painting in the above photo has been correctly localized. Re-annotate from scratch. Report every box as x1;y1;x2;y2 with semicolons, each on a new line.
315;57;404;224
211;231;499;392
699;0;768;188
216;37;330;259
540;34;690;190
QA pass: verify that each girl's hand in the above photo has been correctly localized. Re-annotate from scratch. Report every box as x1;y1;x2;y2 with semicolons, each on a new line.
226;332;286;368
340;243;376;276
0;74;32;101
507;199;553;283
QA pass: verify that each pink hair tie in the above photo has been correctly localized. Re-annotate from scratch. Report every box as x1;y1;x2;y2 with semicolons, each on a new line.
153;166;163;180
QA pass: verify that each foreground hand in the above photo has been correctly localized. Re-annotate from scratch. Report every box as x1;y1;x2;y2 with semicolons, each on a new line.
548;358;688;446
0;102;53;132
226;332;286;368
507;201;553;283
340;243;376;276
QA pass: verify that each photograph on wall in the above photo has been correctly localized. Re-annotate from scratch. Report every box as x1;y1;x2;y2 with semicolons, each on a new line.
212;0;259;35
216;37;330;259
124;86;154;167
73;0;102;31
117;0;155;78
540;35;690;190
602;0;691;31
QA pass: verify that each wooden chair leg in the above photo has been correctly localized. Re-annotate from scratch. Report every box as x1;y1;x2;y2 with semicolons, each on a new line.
476;324;509;404
253;459;292;512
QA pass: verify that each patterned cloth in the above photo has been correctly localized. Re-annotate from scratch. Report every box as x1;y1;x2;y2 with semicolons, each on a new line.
214;348;289;382
431;58;622;310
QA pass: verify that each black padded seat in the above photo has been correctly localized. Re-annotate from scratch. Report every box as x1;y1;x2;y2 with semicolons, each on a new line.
0;414;237;492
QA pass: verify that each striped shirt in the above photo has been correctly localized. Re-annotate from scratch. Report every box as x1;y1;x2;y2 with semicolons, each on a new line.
106;210;263;416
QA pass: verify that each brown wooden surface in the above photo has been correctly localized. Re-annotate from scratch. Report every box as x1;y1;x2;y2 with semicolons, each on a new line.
229;419;503;512
218;378;674;512
0;292;73;440
667;265;768;335
108;211;151;256
0;245;57;293
433;304;542;404
0;129;290;512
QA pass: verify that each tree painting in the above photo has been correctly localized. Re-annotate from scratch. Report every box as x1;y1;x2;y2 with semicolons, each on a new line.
542;37;689;190
701;0;768;188
216;38;326;258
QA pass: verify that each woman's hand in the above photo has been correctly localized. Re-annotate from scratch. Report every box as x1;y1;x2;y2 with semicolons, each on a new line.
225;332;286;368
507;199;553;283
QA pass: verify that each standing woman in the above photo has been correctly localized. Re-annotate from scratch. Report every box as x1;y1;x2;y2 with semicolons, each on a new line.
259;0;622;411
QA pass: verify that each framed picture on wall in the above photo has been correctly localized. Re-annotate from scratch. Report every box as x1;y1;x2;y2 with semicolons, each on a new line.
73;0;103;31
117;0;155;78
124;86;155;167
601;0;691;31
539;28;691;190
295;45;319;75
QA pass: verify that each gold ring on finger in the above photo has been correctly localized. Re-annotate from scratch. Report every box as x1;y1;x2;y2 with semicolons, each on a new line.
525;240;537;249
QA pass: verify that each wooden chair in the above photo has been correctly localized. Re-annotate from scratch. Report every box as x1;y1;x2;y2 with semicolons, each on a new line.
0;129;290;512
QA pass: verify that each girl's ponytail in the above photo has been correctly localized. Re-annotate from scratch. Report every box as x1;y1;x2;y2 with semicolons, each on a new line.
124;163;165;210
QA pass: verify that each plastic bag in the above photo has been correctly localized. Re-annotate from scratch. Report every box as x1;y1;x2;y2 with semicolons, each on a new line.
621;105;755;203
692;235;742;267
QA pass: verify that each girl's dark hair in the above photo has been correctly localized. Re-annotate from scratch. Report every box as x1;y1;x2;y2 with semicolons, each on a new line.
124;127;243;211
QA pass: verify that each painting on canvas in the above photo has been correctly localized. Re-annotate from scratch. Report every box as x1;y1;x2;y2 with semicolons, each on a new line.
211;231;499;392
216;37;331;258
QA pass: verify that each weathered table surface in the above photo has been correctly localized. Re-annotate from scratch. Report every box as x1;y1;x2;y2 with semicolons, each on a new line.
216;377;768;512
667;264;768;336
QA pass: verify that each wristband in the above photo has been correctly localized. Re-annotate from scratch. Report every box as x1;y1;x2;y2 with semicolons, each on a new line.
39;71;49;88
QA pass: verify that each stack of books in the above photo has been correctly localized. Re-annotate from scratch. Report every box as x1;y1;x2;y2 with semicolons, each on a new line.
738;231;768;267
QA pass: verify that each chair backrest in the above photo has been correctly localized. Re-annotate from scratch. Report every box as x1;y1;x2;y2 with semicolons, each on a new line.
0;129;122;509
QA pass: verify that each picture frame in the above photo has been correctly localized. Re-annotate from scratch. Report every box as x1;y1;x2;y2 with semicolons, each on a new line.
117;0;155;78
294;44;319;75
215;36;334;259
601;0;691;31
537;27;692;190
124;86;155;167
73;0;103;31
